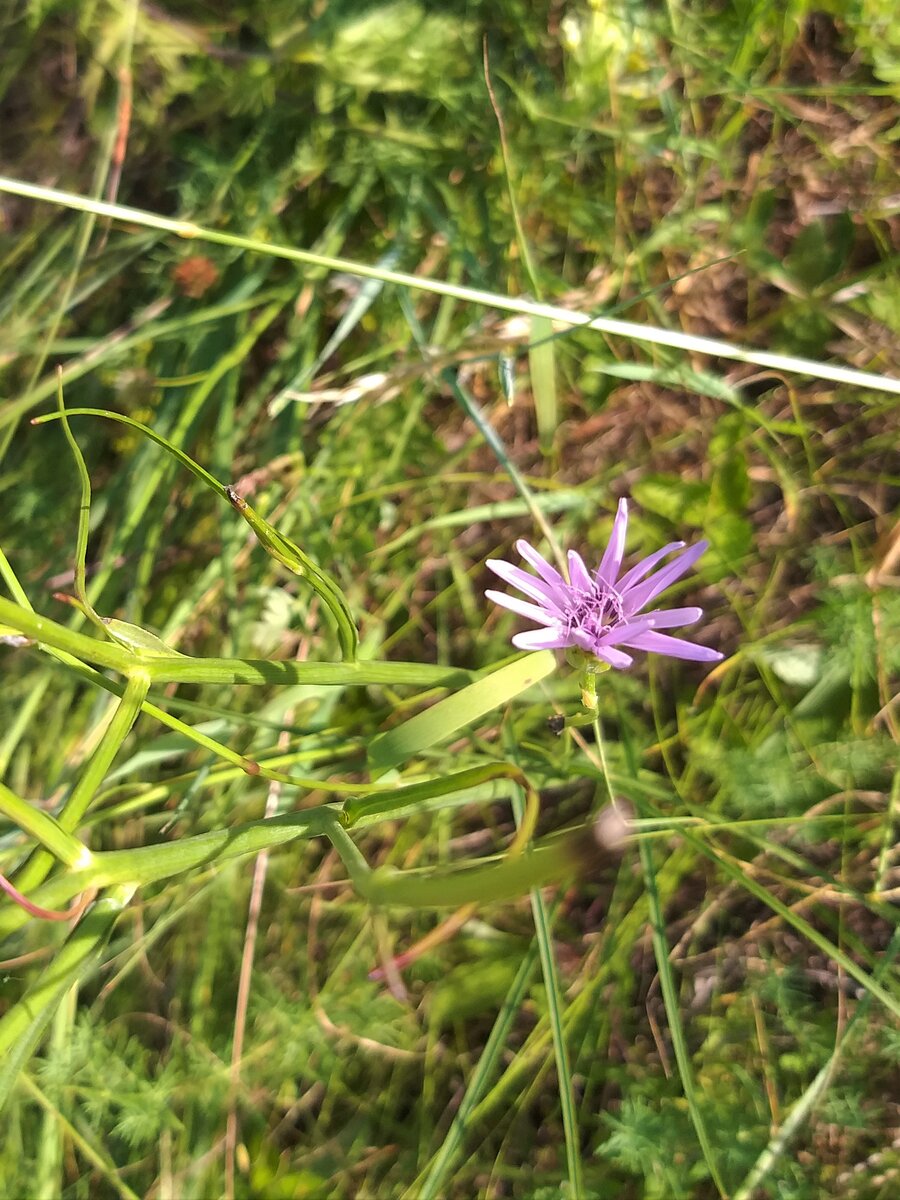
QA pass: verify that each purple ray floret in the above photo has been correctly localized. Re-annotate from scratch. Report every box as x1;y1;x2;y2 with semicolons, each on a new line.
485;499;723;669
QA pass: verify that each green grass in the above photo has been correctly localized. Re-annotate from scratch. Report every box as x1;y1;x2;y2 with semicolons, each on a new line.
1;2;899;1197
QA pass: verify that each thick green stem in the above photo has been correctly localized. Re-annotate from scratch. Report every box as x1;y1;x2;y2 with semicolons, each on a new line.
0;807;631;939
0;808;339;937
0;782;89;869
13;674;149;894
0;595;471;688
139;657;465;687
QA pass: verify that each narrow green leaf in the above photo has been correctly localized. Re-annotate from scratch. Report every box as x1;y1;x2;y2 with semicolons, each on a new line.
529;315;558;454
369;651;556;771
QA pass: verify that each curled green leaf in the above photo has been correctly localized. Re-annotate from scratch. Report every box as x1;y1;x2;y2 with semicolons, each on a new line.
101;618;186;659
33;407;359;662
224;486;358;661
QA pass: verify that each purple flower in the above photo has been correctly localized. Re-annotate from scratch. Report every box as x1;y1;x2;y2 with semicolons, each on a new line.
485;499;723;670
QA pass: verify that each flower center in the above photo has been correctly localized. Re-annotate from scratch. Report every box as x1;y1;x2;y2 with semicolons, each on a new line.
566;583;625;640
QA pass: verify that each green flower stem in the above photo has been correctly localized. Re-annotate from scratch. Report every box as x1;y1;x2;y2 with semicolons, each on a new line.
0;808;339;939
13;673;149;894
139;656;467;687
2;176;898;396
638;831;727;1196
0;782;89;869
503;724;583;1199
0;808;630;939
601;705;727;1198
0;595;472;689
0;885;134;1066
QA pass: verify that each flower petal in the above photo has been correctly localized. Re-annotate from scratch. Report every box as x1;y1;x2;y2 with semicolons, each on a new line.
512;628;573;650
641;606;703;629
596;498;629;585
567;549;593;592
516;539;567;589
486;558;568;610
623;630;723;662
622;541;709;613
485;589;558;627
596;617;655;647
570;627;599;654
595;645;634;669
616;540;685;593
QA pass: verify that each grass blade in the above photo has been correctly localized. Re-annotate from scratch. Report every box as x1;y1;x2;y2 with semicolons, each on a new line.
413;941;541;1200
638;835;728;1196
2;176;897;394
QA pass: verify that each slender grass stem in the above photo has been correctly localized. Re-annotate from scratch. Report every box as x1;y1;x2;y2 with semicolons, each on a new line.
595;708;727;1195
0;177;897;395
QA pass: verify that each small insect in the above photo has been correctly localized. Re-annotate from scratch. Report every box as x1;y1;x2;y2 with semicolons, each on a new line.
224;484;245;509
498;354;516;405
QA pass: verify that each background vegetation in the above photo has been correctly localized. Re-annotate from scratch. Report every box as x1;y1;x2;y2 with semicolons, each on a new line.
1;1;898;1197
